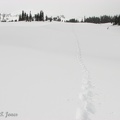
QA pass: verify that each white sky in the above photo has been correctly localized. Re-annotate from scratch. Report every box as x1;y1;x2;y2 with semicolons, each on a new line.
0;0;120;18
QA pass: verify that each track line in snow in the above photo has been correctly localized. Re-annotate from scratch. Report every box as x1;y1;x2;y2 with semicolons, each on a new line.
71;24;95;120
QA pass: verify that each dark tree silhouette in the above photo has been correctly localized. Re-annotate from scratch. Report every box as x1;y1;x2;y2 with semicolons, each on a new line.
84;15;120;25
45;15;48;21
66;18;79;23
40;10;44;21
29;11;32;22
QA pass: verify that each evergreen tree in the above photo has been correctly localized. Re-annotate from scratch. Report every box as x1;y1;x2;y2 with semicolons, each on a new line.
50;17;52;22
29;11;32;22
21;10;25;21
35;13;39;21
34;14;37;21
40;10;44;21
45;15;48;21
19;14;22;21
118;15;120;25
24;12;27;21
26;14;29;22
114;16;118;25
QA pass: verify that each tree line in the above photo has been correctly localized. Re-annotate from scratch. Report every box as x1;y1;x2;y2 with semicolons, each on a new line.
65;15;120;25
113;15;120;25
19;10;44;22
0;10;63;22
66;18;79;23
84;15;120;25
2;10;120;25
18;10;64;22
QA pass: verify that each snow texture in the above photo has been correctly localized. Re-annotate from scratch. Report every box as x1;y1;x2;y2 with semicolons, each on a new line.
72;25;95;120
0;22;120;120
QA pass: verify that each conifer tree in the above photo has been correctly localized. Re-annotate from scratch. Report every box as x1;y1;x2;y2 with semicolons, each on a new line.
21;11;23;20
40;10;44;21
29;11;32;22
26;14;29;22
19;14;22;21
118;15;120;25
45;15;48;21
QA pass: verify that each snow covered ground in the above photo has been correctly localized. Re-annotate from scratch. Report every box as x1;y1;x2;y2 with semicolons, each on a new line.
0;22;120;120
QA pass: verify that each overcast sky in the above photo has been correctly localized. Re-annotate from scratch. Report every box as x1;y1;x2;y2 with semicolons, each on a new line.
0;0;120;18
